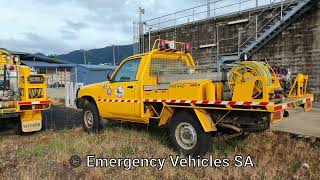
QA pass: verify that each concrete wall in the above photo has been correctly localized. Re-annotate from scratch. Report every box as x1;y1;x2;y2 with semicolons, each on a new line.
144;3;320;98
251;3;320;96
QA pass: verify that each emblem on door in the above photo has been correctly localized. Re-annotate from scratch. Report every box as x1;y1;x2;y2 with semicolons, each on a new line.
116;86;124;98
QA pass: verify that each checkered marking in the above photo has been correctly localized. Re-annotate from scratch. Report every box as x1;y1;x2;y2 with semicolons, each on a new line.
273;97;313;111
98;99;140;103
98;99;274;106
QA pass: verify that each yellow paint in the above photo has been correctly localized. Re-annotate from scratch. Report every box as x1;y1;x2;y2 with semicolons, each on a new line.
168;80;211;100
205;83;215;100
289;74;309;98
0;50;14;64
159;105;174;126
193;108;216;132
20;111;42;132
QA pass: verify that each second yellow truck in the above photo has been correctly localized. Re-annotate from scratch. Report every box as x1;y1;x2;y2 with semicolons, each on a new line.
76;40;313;156
0;50;51;134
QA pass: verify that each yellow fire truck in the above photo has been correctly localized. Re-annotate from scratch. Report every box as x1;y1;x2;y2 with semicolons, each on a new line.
76;40;313;156
0;50;51;133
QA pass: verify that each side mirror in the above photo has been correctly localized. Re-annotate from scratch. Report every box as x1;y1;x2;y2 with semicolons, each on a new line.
107;72;113;81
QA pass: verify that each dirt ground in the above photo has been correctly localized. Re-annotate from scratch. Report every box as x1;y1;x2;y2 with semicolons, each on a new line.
0;99;319;179
0;125;319;179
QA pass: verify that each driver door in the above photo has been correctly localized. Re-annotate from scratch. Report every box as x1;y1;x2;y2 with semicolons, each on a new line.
103;58;141;119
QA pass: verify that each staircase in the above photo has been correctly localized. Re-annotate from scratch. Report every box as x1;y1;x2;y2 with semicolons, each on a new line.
220;0;319;63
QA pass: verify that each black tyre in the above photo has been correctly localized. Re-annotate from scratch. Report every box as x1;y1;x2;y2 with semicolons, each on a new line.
15;121;23;135
169;110;213;157
82;102;101;133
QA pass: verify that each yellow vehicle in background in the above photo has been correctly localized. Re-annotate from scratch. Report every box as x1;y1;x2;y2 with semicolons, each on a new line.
76;40;313;156
0;50;51;133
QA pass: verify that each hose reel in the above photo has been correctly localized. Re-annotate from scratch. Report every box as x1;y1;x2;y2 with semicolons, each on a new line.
228;61;273;99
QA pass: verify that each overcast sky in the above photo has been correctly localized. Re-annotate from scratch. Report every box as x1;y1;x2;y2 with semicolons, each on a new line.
0;0;209;55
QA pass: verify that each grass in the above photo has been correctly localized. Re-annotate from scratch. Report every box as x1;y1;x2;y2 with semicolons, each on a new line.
0;124;319;179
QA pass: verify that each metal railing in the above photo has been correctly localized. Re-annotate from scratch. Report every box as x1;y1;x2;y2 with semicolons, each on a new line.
232;0;299;53
192;0;298;58
144;0;287;32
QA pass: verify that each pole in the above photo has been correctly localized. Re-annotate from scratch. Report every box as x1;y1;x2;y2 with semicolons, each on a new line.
207;0;210;18
255;15;258;41
148;30;151;52
83;50;86;64
238;29;241;56
112;45;116;66
280;0;283;21
213;2;216;19
138;7;145;54
74;66;78;86
133;21;135;54
216;25;220;73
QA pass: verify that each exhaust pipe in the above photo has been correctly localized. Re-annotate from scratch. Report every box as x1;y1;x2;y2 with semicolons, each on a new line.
217;123;242;133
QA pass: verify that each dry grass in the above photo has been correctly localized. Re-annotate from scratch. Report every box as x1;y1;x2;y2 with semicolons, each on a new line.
0;123;319;180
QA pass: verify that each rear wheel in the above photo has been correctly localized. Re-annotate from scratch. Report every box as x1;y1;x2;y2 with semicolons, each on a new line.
169;110;212;157
82;102;101;133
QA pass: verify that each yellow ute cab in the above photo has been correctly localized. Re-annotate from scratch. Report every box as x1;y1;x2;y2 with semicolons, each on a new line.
76;40;313;156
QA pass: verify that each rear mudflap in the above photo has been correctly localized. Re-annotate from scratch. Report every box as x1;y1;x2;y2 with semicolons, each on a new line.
20;111;42;132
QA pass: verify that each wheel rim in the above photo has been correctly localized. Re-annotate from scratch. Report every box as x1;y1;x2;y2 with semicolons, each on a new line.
84;110;94;129
175;122;197;150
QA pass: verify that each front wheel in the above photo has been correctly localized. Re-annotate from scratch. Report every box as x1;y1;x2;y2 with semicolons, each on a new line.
169;110;213;157
82;102;101;133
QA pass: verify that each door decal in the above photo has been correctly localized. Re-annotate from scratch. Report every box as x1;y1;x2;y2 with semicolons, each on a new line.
116;86;124;98
107;87;112;96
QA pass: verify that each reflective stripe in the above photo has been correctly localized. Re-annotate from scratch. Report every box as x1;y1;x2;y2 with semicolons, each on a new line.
18;100;51;105
97;97;313;110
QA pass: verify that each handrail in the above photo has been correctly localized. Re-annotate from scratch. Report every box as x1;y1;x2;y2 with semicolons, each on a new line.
239;0;297;49
147;0;253;28
226;0;297;53
145;0;278;31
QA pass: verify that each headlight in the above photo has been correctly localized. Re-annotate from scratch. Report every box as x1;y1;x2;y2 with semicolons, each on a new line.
13;56;20;62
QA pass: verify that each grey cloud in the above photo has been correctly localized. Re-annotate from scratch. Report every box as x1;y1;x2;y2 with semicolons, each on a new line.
0;33;72;55
24;33;44;41
64;20;88;31
5;0;198;54
60;30;79;40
